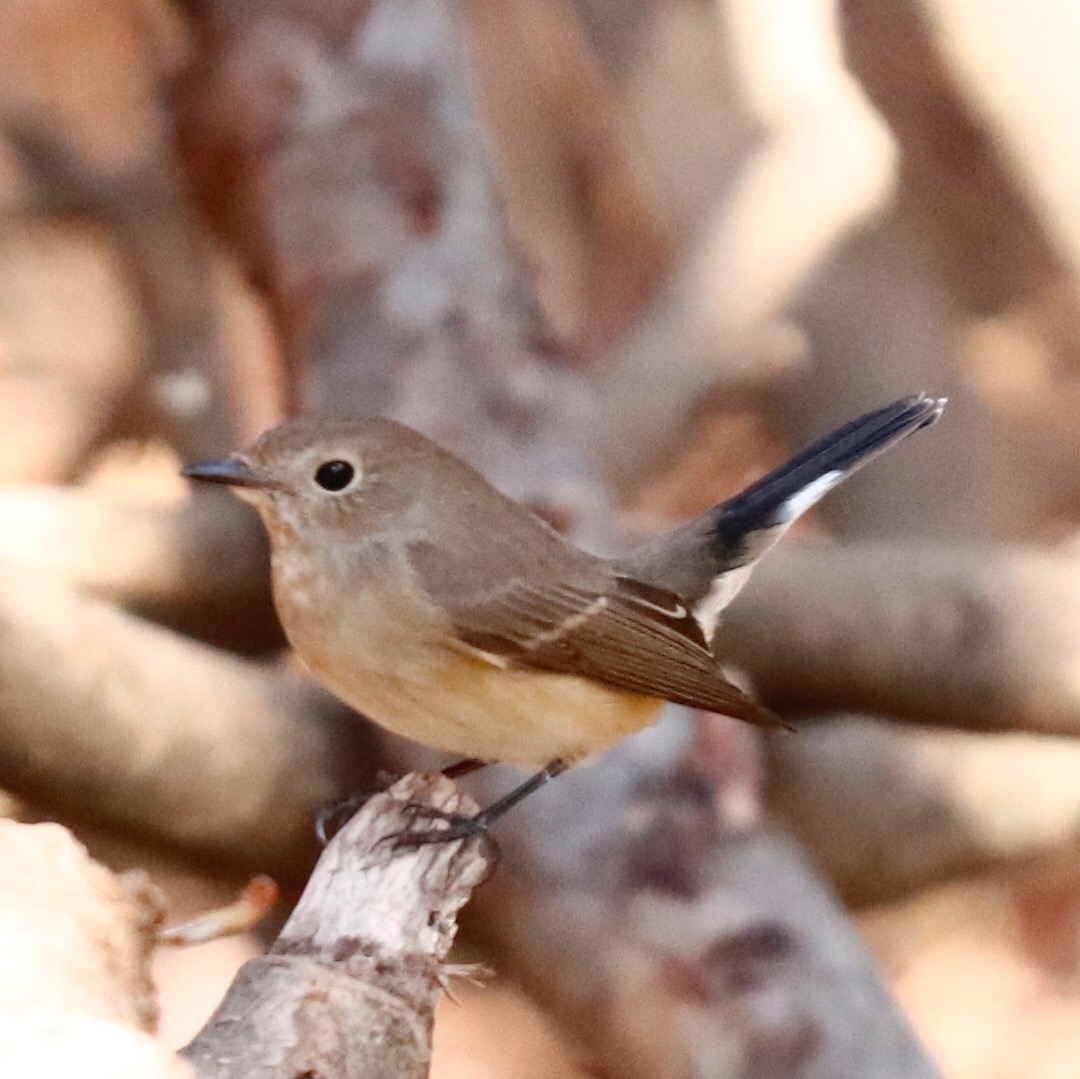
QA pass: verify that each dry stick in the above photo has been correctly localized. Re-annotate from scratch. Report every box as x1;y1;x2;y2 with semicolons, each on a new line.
594;0;899;495
919;0;1080;286
9;478;1080;741
458;0;673;354
4;120;239;472
182;773;492;1079
12;505;1080;910
12;469;1080;743
8;511;1080;908
0;560;376;877
0;483;281;652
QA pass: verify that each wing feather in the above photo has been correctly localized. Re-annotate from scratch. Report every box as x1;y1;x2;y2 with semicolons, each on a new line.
408;542;781;728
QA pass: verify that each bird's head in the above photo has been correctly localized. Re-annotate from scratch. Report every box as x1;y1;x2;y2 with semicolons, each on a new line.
182;416;459;544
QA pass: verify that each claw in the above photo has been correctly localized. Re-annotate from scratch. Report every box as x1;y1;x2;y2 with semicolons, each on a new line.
316;772;400;844
389;807;490;849
316;790;374;845
318;758;567;848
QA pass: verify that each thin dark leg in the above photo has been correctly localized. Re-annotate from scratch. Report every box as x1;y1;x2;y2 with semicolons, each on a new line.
470;758;568;827
394;758;569;846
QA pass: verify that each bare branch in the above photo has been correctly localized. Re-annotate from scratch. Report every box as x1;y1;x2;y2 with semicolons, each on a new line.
594;0;898;495
916;0;1080;288
182;774;492;1079
0;0;236;479
0;485;270;616
459;0;672;354
769;715;1080;905
720;541;1080;735
174;0;613;540
0;561;376;876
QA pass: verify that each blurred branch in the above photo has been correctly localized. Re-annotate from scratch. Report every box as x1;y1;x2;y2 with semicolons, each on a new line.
175;0;604;526
8;523;1077;921
0;819;189;1078
917;0;1080;289
462;714;940;1078
182;773;491;1079
720;541;1080;735
0;485;277;647
595;0;898;495
1;0;243;464
460;0;672;354
0;562;376;877
766;223;979;544
769;716;1080;906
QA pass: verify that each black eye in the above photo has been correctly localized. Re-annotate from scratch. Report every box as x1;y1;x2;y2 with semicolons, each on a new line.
314;460;355;492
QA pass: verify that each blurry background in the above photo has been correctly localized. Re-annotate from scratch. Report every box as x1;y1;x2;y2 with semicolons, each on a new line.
3;0;1080;1075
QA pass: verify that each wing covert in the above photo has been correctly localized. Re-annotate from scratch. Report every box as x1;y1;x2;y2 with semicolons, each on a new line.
407;541;781;728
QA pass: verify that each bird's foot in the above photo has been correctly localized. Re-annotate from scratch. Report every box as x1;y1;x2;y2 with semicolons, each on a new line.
389;757;569;848
315;771;401;844
319;758;567;847
315;759;489;845
389;802;500;849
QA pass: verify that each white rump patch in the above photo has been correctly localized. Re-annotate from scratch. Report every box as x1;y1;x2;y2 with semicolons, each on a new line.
693;565;753;643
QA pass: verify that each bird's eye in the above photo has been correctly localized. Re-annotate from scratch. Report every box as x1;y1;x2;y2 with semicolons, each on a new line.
314;459;356;492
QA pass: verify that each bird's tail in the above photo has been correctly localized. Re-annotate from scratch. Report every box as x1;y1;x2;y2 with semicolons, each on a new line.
712;393;946;550
620;393;946;622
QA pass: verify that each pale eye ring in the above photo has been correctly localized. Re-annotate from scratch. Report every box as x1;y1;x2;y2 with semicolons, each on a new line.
314;459;356;492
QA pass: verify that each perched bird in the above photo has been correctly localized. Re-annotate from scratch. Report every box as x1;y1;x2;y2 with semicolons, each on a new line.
184;394;944;824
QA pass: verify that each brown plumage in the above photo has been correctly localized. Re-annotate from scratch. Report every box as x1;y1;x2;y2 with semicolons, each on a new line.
183;395;944;769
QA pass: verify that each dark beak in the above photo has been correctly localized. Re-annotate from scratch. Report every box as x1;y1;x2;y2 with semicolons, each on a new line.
182;456;275;490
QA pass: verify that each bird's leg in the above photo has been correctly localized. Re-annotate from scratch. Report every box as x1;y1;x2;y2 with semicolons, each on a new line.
392;758;569;847
316;791;382;845
469;757;568;828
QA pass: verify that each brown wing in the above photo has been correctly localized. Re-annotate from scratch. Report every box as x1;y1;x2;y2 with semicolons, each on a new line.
408;541;782;728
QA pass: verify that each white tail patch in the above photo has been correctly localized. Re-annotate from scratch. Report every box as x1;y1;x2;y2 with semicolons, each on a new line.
692;469;845;642
777;469;845;523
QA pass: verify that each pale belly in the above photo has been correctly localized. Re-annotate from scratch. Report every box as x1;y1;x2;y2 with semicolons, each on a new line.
275;560;662;769
304;636;662;769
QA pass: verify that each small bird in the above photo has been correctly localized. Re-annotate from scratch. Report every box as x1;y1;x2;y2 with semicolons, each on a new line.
184;394;944;823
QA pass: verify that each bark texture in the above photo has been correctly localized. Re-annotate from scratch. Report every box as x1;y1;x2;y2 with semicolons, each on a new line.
182;773;492;1079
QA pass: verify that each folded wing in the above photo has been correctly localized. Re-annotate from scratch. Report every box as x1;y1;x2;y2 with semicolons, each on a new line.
409;540;782;728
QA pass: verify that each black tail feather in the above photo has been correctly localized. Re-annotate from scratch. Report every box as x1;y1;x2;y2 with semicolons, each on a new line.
712;393;945;553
